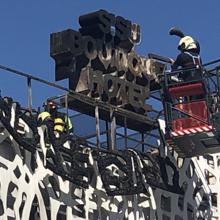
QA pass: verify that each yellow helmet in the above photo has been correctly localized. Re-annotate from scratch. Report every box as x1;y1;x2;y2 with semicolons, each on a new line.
38;112;51;122
178;36;197;51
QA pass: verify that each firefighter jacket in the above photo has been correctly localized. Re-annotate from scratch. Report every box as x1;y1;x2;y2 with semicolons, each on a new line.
53;112;73;133
38;111;73;133
172;51;202;71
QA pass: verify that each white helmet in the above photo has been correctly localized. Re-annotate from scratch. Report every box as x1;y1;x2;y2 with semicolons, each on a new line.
178;36;197;51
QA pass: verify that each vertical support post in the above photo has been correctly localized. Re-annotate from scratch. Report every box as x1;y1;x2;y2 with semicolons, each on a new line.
95;106;100;148
124;117;127;149
65;92;69;134
110;108;116;151
215;68;220;120
105;121;110;149
141;133;145;152
161;71;171;134
27;77;32;112
203;69;211;124
216;67;220;99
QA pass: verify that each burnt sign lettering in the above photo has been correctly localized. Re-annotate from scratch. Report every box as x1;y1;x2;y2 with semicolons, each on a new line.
50;10;164;113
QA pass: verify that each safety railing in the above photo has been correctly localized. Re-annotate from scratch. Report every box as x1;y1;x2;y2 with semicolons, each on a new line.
48;92;161;152
162;63;220;133
0;64;161;152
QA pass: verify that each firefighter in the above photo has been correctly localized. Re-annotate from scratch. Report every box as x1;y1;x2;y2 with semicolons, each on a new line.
169;27;202;80
38;101;73;134
172;36;202;73
37;105;52;125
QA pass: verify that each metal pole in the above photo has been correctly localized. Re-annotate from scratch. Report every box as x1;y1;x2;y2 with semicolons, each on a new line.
215;67;220;115
216;68;220;98
105;121;110;149
124;117;128;149
27;77;32;112
204;70;211;124
65;92;69;134
141;133;145;152
110;108;116;151
95;106;100;148
116;132;155;148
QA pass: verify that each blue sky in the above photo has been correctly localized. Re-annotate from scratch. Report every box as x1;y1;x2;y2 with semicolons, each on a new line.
0;0;220;108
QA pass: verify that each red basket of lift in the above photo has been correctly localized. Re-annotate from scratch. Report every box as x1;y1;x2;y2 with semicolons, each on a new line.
172;101;208;131
168;82;209;133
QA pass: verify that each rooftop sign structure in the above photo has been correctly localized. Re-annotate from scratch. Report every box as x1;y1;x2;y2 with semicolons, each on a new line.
50;9;165;132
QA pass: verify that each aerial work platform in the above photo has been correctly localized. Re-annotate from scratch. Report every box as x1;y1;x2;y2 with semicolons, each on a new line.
161;66;220;157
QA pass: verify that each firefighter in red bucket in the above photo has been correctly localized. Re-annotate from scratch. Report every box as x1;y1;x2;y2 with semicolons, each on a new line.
169;27;202;80
169;28;204;101
168;28;206;131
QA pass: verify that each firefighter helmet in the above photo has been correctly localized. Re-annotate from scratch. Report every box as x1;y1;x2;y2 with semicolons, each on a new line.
38;111;51;122
178;36;197;51
43;100;57;112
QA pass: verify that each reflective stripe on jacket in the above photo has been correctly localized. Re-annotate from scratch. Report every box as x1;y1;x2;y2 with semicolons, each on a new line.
184;52;201;67
54;118;65;132
65;116;73;130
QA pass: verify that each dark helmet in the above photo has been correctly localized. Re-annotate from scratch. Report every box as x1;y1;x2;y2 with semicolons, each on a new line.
43;100;57;112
